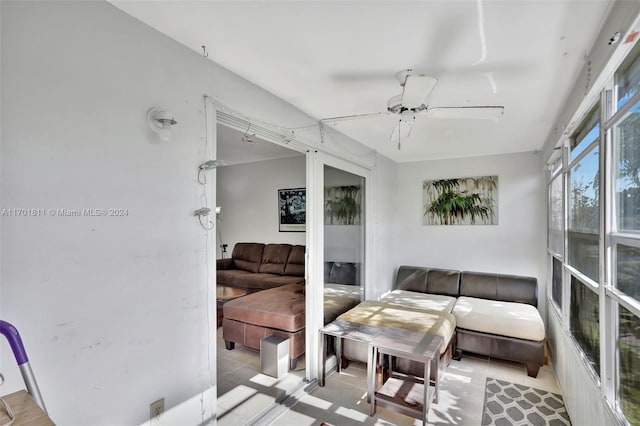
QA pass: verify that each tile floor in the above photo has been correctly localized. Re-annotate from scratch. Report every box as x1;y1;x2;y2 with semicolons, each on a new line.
216;327;562;425
216;327;307;425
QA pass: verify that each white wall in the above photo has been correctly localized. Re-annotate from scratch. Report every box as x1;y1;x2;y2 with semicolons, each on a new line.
0;2;374;425
390;152;548;316
216;156;306;256
369;154;399;299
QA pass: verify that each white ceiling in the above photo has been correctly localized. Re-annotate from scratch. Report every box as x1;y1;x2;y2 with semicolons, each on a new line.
111;0;613;162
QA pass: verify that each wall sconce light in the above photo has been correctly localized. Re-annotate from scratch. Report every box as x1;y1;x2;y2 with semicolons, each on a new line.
197;159;227;185
147;107;177;141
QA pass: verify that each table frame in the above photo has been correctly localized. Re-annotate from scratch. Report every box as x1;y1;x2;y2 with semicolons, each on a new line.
368;327;443;424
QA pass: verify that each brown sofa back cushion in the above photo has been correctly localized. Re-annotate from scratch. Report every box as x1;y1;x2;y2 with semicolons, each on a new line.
284;245;305;277
396;266;428;292
231;243;265;273
395;265;460;296
259;244;293;274
426;269;460;297
460;271;538;307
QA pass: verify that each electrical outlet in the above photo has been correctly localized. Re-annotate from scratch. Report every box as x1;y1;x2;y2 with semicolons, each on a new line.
150;398;164;422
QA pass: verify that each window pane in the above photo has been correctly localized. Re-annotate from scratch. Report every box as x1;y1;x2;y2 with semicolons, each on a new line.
552;257;563;308
549;174;563;255
616;244;640;302
619;305;640;425
614;99;640;232
568;146;600;281
570;276;600;375
569;122;600;161
617;50;640;110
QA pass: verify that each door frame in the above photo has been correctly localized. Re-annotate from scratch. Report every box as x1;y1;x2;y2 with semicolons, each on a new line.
210;99;375;383
305;151;374;380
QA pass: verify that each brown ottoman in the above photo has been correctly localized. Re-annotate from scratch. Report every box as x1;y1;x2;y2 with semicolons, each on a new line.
223;283;306;369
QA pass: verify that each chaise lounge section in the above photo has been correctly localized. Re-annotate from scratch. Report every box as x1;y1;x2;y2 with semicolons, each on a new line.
453;271;545;377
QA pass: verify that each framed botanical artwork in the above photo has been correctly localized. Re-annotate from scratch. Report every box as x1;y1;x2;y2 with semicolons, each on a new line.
278;188;306;232
423;176;498;225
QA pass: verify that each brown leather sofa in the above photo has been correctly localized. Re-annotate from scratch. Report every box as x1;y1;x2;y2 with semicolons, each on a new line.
395;266;545;377
217;243;305;292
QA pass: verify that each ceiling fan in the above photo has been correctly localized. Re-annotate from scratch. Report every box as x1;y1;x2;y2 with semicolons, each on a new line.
320;69;504;150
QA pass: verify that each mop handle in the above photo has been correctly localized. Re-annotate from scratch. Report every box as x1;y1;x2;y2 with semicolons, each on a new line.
0;320;47;413
0;321;29;365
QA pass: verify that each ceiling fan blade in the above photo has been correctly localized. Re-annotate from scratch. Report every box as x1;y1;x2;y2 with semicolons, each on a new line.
320;111;390;124
401;74;438;108
425;106;504;120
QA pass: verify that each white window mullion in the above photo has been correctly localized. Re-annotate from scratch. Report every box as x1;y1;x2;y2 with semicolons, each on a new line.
600;86;616;404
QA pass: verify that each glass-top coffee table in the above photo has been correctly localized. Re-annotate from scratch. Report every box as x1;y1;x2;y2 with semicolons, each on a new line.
216;286;247;327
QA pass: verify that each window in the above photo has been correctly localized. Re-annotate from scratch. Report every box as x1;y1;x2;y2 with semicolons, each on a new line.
614;99;640;233
615;243;640;302
548;42;640;426
570;276;600;375
619;305;640;425
571;109;600;162
567;145;600;282
549;174;563;256
617;44;640;110
552;256;563;308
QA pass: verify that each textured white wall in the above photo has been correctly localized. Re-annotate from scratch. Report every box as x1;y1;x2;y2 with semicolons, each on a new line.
216;156;306;255
0;2;371;425
0;3;220;425
390;152;547;317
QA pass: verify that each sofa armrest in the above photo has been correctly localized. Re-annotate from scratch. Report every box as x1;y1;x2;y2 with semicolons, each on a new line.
217;258;235;270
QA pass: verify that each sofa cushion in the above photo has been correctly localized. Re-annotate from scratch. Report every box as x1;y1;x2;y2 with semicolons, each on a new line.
284;245;305;277
263;275;305;288
395;266;461;296
396;266;428;292
328;262;360;285
460;272;538;307
381;289;456;313
234;273;279;290
259;244;292;274
453;296;545;341
223;283;305;332
231;243;265;273
426;269;460;297
217;269;252;286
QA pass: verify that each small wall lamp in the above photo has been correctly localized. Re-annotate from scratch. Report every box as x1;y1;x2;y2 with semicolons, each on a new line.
147;107;177;141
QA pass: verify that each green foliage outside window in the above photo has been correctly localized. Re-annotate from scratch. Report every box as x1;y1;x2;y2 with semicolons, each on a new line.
620;306;640;425
570;277;600;376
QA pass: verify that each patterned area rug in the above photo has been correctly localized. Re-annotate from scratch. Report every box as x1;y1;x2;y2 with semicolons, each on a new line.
482;377;571;426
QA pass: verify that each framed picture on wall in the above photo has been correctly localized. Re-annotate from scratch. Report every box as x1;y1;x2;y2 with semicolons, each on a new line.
422;175;498;225
278;188;306;232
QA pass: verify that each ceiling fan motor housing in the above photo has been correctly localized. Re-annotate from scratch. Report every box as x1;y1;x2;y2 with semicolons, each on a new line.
387;94;427;114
